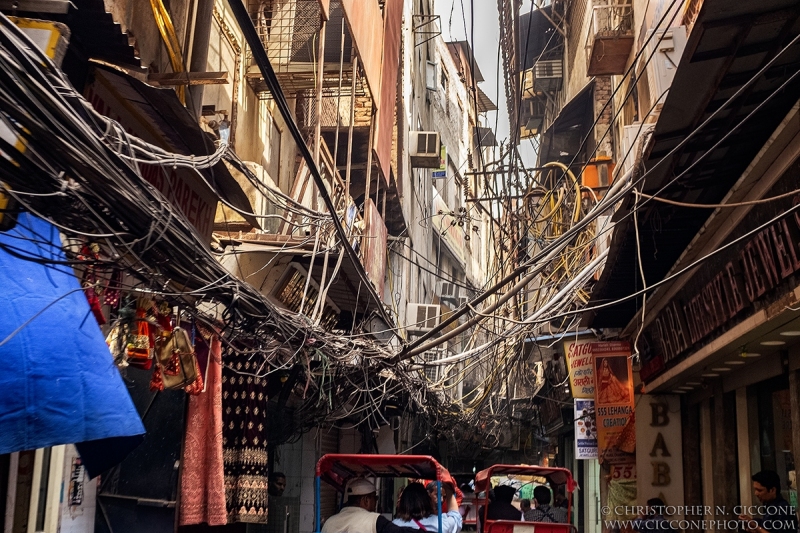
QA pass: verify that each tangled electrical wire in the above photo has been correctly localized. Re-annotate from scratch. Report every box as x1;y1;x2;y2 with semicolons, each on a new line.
0;12;444;441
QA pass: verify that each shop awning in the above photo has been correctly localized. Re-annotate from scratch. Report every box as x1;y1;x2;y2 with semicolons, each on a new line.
0;214;145;477
86;65;259;235
537;80;595;165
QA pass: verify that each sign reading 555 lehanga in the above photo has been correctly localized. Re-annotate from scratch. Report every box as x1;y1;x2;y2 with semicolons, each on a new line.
592;341;635;465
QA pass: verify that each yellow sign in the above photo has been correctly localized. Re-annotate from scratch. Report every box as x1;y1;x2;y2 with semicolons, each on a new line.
562;338;595;398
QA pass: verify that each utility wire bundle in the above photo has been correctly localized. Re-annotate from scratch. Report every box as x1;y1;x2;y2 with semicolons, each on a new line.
0;12;437;436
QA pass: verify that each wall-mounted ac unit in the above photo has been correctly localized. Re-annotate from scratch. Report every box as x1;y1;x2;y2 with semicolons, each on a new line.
533;60;563;92
409;132;441;168
620;123;654;176
423;342;448;381
436;281;458;302
407;303;441;333
644;26;687;114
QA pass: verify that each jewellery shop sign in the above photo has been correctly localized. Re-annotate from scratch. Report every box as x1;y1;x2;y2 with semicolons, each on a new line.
640;187;800;382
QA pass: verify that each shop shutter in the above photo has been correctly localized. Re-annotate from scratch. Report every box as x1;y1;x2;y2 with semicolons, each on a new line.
319;427;340;521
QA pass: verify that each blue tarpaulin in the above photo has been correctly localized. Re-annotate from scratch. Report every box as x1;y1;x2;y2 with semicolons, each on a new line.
0;213;144;477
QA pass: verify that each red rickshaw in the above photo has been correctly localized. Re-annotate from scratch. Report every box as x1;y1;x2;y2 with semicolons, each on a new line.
315;454;459;533
474;465;577;533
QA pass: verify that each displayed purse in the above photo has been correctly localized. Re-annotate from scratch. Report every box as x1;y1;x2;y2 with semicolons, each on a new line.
155;327;198;390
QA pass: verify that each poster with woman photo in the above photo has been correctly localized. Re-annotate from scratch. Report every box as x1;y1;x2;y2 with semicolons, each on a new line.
592;342;635;465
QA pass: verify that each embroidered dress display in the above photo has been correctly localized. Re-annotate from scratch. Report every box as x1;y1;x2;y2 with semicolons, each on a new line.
179;334;226;526
222;354;269;523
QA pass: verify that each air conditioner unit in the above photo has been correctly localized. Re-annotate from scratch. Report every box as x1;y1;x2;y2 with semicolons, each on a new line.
644;26;687;115
533;60;563;92
409;132;442;168
422;342;448;381
436;281;458;302
620;123;654;176
407;303;441;333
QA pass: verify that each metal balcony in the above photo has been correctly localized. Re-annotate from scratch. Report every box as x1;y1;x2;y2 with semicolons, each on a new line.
585;1;634;76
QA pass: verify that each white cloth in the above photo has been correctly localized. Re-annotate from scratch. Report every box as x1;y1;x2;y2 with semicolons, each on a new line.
393;510;463;533
323;506;379;533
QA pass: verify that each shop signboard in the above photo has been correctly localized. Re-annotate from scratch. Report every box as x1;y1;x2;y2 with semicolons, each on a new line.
563;337;595;398
635;394;684;516
593;341;635;465
574;398;598;459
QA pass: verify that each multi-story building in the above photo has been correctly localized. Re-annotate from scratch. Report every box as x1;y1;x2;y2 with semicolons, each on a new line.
0;0;498;532
517;0;800;530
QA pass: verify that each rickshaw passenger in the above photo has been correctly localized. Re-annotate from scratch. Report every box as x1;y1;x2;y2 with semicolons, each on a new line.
322;479;418;533
525;486;567;523
393;482;462;533
478;485;522;533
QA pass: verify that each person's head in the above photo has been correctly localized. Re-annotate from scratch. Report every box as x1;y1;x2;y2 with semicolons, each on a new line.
346;479;378;511
533;486;551;506
494;485;516;504
553;489;565;507
398;483;436;521
646;498;665;516
520;499;532;512
269;472;287;497
752;470;782;503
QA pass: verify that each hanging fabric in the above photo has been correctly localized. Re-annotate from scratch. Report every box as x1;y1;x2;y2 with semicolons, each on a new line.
179;334;226;526
222;350;269;523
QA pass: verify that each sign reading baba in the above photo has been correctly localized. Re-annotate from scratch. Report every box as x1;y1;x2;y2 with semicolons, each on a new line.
593;341;635;465
563;338;596;398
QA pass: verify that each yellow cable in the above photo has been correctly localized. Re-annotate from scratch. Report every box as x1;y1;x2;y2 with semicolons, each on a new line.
149;0;186;104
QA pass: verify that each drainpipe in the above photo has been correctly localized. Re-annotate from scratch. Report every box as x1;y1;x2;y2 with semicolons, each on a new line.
187;0;214;119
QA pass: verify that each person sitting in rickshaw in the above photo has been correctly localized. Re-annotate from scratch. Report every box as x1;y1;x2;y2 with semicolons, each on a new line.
478;485;522;532
525;486;567;523
322;479;419;533
392;482;462;533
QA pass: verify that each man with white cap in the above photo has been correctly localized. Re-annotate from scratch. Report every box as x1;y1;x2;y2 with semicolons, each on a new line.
322;479;419;533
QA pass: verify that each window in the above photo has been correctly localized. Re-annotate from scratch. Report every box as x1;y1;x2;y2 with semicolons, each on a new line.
441;69;448;92
426;61;437;90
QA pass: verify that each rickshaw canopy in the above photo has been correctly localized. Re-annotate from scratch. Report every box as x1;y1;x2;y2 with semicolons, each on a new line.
474;464;577;494
316;454;449;493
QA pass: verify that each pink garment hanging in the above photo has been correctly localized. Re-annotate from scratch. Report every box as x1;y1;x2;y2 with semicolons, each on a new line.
179;335;226;526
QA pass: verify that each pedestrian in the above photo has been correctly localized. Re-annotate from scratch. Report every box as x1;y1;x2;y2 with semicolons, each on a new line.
393;482;462;533
738;470;798;533
632;498;675;533
322;479;419;533
267;472;288;533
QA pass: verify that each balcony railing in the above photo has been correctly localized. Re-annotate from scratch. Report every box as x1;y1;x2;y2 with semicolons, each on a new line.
585;1;634;76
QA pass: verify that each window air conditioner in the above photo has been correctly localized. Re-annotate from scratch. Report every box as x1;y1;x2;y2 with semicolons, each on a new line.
409;132;442;168
436;281;458;302
533;60;563;92
422;342;448;381
407;303;441;333
644;26;687;115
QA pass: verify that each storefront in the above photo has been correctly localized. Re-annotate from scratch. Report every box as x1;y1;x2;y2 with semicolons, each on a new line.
634;109;800;525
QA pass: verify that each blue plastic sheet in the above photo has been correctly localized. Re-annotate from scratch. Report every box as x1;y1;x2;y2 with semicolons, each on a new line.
0;213;144;476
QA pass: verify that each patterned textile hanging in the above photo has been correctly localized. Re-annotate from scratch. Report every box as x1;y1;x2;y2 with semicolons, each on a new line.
179;334;226;526
222;353;269;523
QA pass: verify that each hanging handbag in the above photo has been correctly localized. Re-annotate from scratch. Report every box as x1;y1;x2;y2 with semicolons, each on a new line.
156;327;198;390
